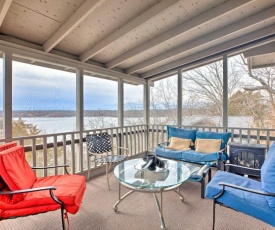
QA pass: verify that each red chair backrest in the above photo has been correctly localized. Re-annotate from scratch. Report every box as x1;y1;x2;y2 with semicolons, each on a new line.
0;146;37;203
0;142;17;152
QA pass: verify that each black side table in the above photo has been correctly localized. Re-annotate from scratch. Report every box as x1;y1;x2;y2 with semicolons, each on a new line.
228;142;267;178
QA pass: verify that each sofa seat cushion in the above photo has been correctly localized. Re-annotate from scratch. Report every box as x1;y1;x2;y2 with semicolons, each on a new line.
155;145;223;164
0;146;37;203
206;170;275;226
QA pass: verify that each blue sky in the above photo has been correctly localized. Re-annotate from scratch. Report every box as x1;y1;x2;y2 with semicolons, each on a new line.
0;60;143;111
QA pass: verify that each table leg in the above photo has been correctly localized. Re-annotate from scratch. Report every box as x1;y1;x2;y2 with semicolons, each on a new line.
173;187;184;202
113;183;135;212
153;192;166;230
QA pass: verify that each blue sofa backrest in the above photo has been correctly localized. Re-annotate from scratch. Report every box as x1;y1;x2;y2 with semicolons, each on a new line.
166;126;232;150
167;126;197;144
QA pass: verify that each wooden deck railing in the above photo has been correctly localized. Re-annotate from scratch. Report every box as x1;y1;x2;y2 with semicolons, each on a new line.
1;124;274;176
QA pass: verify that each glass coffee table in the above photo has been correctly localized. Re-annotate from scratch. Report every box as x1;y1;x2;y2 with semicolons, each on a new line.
113;158;191;230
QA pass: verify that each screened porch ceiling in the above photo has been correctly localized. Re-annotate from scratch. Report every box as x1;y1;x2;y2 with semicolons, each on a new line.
0;0;275;84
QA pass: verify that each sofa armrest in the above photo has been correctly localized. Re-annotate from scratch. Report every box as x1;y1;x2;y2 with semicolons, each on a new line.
215;182;275;198
32;165;70;174
158;142;169;147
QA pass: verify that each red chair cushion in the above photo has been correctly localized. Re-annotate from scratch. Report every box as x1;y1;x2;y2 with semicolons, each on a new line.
33;174;86;214
0;174;86;218
0;146;37;203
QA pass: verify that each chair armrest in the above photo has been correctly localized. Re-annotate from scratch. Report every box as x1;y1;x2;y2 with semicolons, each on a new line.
225;164;261;173
32;164;70;174
0;186;56;195
113;146;129;157
0;186;63;205
218;182;275;197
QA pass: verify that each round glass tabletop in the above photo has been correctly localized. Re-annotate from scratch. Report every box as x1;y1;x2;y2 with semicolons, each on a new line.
114;158;190;190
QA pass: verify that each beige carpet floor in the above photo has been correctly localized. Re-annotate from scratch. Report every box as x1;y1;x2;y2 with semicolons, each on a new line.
0;170;273;230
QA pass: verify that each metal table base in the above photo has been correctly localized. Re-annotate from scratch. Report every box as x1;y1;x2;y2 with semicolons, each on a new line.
113;182;185;230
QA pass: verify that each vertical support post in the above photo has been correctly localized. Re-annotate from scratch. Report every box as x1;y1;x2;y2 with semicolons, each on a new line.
76;69;84;172
76;69;84;132
223;55;228;132
144;81;151;152
177;69;182;127
118;79;124;150
118;79;124;128
3;51;12;140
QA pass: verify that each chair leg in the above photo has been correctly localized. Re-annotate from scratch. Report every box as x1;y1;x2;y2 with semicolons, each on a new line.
61;206;65;230
106;162;111;190
208;168;212;183
212;200;216;230
200;178;205;199
87;157;91;182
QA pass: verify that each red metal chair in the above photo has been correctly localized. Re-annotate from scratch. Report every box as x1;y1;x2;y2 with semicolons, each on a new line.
0;144;86;229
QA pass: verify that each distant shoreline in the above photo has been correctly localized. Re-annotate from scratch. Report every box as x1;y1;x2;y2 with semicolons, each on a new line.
0;110;148;118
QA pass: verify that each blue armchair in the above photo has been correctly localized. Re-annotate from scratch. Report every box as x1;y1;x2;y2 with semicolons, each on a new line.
206;142;275;229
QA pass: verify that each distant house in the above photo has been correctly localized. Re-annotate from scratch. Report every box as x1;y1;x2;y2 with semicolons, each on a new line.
182;116;254;128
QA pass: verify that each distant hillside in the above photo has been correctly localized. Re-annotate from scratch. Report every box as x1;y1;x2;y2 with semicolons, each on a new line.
0;108;205;118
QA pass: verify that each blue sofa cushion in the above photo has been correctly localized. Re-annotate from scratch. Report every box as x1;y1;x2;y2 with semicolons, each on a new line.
196;131;232;149
261;142;275;210
167;126;197;144
206;170;275;227
155;145;224;166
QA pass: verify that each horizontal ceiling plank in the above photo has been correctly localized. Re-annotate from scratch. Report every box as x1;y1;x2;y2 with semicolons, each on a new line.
43;0;106;53
105;0;253;69
0;0;12;26
126;5;275;74
243;41;275;57
141;25;275;79
79;0;180;62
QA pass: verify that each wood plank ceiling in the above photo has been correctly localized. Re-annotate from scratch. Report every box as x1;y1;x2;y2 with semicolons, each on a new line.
0;0;274;82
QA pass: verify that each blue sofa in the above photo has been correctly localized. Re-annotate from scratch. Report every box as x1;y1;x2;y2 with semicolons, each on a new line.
155;126;231;168
206;142;275;228
154;126;232;198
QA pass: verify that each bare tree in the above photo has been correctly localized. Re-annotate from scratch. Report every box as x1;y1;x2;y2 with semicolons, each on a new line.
236;56;275;128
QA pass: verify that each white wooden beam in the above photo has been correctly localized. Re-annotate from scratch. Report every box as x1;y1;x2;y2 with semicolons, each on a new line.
105;0;253;69
243;41;275;57
126;6;275;74
141;25;275;78
0;0;12;26
79;0;180;62
0;40;146;85
43;0;106;52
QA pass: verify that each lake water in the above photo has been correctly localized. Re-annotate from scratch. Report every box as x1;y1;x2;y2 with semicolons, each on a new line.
13;117;145;134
